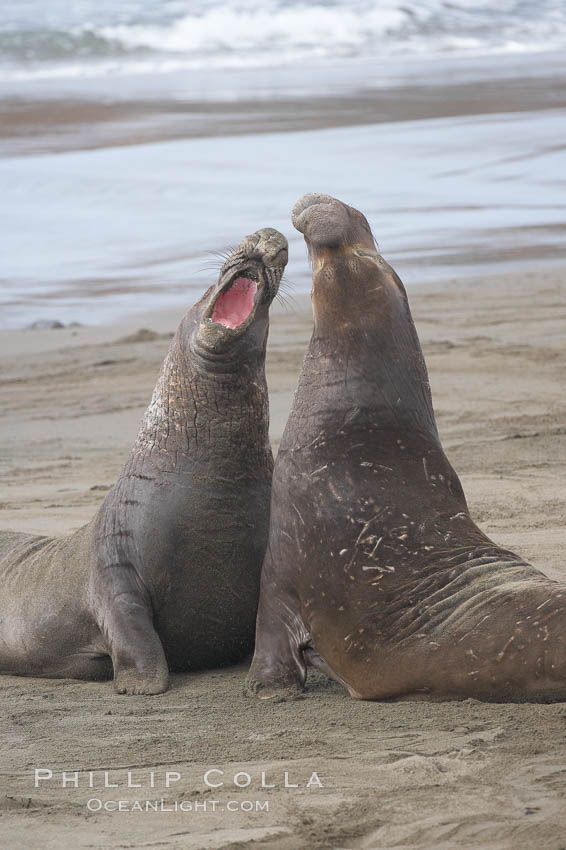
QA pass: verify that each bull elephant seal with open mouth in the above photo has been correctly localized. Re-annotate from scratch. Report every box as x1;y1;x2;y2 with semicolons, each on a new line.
0;227;288;694
246;194;566;702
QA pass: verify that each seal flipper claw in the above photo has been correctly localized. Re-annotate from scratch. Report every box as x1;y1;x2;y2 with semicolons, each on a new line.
113;669;169;696
243;677;304;701
245;657;306;701
246;588;307;700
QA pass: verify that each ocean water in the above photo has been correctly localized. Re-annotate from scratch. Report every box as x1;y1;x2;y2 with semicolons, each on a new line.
2;0;566;83
1;3;565;328
1;108;565;328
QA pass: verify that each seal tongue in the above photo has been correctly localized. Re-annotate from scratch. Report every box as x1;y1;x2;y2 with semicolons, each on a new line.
212;277;258;329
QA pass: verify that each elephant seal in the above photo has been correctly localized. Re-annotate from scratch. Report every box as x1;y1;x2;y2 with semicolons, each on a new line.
247;194;566;702
0;227;288;694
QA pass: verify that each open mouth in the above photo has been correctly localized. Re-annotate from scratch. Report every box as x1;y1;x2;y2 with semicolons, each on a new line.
210;275;259;330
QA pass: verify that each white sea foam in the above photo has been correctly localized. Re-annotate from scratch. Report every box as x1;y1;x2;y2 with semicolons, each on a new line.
98;4;406;54
2;0;566;81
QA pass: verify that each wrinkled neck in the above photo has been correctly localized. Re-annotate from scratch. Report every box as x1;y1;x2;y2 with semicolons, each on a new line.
132;327;271;473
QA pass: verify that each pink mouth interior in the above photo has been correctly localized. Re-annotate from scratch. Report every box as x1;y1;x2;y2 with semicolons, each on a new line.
211;277;258;329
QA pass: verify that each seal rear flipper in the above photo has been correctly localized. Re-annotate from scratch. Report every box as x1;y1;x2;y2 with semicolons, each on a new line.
245;592;308;700
91;560;169;695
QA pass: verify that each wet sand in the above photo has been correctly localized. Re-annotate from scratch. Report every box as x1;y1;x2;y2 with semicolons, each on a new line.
3;72;566;157
2;49;566;158
1;264;565;848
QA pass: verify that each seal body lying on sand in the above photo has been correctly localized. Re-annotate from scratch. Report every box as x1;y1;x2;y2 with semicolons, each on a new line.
0;228;288;694
247;194;566;702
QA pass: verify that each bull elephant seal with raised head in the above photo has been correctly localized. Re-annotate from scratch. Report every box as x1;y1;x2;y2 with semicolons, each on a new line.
247;194;566;702
0;227;288;694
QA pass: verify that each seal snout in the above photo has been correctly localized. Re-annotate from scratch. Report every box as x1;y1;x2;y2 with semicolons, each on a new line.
292;193;350;248
240;227;288;298
208;227;287;332
245;227;288;265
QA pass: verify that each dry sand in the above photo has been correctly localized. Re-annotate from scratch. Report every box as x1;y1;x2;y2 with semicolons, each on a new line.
0;265;565;849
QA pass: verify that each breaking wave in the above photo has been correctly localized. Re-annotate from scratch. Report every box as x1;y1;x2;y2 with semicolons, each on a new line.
2;0;566;80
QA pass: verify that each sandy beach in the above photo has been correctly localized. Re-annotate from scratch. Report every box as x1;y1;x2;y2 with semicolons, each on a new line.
1;263;565;849
4;62;566;157
1;3;566;843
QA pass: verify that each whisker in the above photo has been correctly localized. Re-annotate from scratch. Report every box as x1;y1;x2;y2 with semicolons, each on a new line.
275;291;298;313
278;275;296;293
206;250;231;263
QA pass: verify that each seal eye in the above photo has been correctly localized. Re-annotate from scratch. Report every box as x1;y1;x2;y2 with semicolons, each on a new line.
212;277;258;329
